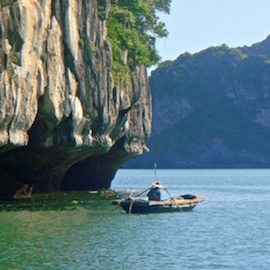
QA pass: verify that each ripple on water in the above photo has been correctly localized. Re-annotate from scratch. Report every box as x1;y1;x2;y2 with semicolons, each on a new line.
1;170;270;269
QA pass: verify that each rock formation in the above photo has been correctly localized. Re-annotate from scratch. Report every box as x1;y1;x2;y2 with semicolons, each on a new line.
0;0;151;199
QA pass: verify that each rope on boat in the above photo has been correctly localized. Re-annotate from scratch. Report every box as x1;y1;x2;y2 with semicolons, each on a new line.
128;200;135;214
164;188;183;212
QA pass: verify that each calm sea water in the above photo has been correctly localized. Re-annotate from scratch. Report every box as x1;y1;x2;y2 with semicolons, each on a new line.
1;169;270;270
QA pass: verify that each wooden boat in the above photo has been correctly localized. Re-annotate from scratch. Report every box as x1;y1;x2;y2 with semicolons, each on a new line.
114;194;205;214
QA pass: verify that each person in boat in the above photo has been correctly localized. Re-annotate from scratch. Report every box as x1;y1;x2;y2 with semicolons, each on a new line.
147;181;164;201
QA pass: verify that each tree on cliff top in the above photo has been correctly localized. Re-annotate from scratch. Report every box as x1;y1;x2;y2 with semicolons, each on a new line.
107;0;171;79
0;0;16;6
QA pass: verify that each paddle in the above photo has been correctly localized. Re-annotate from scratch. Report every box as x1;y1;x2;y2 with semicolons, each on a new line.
133;187;151;198
111;205;121;212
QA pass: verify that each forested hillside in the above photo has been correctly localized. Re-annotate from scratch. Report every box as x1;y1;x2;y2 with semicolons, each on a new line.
127;36;270;168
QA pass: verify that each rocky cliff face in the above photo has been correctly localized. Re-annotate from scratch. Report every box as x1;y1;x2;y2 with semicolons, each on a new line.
0;0;151;198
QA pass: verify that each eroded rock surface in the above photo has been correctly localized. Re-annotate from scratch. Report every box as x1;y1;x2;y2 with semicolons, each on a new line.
0;0;151;198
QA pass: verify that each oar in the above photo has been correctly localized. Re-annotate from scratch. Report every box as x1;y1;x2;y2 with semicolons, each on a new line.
133;187;151;198
111;205;121;212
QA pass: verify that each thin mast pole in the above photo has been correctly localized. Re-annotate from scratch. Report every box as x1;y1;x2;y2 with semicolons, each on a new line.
154;162;157;180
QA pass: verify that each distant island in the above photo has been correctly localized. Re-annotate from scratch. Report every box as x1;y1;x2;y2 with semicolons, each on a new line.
127;35;270;168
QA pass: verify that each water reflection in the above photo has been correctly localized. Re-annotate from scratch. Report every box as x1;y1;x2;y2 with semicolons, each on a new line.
1;170;270;269
0;191;117;212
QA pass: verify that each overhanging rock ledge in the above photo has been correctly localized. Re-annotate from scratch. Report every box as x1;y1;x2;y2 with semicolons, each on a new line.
0;0;151;198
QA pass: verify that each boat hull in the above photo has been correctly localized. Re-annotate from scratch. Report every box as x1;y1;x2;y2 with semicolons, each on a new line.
118;195;204;214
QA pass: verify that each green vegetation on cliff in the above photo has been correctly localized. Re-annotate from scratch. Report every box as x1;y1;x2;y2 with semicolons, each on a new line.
0;0;16;6
105;0;171;82
2;0;170;85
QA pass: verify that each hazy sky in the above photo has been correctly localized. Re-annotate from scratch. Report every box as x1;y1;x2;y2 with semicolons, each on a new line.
156;0;270;62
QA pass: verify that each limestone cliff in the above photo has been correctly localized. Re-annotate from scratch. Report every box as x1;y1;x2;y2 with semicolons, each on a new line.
0;0;151;198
